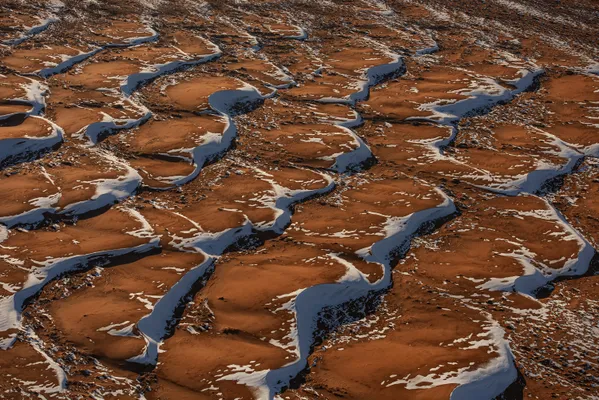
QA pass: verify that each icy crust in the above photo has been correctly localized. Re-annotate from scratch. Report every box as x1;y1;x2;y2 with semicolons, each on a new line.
0;208;160;350
130;170;335;365
216;190;459;399
0;116;64;168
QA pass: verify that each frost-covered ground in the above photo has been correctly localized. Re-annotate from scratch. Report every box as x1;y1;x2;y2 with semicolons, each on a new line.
0;0;598;399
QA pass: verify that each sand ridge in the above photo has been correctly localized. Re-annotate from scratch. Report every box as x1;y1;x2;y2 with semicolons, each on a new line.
0;0;598;399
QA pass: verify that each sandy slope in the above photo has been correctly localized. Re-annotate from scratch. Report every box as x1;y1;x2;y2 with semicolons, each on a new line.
0;0;598;399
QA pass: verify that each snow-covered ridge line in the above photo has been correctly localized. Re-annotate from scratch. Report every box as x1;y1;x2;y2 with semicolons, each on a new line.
308;48;405;172
0;210;160;350
130;170;335;365
452;200;596;397
478;199;595;297
149;83;266;188
62;154;143;218
0;116;64;169
1;35;243;233
283;26;307;40
25;327;67;394
314;106;372;172
382;310;517;400
217;189;459;399
2;0;65;47
38;27;160;78
71;38;225;148
409;68;546;186
0;149;143;228
0;77;48;120
1;28;163;169
413;68;544;127
2;16;58;47
121;45;221;96
82;38;221;144
493;0;587;29
448;316;517;400
0;79;60;168
331;125;374;173
475;127;584;196
81;104;152;145
318;51;405;106
403;57;594;299
404;49;593;201
415;40;439;56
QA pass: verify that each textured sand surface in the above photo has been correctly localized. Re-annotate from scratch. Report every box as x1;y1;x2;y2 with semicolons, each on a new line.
1;0;598;399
